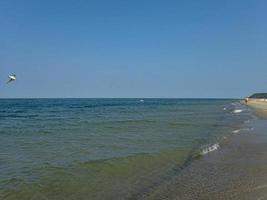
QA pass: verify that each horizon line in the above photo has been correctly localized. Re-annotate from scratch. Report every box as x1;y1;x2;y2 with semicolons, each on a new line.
0;97;242;99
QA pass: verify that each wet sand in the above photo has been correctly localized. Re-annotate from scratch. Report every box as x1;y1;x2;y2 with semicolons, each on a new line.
141;112;267;200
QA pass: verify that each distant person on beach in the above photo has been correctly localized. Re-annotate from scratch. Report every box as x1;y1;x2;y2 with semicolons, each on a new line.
245;97;249;104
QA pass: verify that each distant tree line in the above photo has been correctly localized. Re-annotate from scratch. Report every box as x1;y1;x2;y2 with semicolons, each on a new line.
249;93;267;99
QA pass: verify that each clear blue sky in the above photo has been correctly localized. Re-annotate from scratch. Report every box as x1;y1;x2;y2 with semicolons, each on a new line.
1;0;267;98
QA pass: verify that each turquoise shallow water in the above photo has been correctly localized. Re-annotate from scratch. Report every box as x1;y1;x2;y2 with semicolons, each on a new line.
0;99;252;199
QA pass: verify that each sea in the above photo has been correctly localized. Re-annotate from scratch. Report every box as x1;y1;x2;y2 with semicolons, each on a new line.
0;99;253;200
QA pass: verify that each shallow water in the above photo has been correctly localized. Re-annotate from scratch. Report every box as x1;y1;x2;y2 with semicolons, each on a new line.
0;99;252;199
142;117;267;200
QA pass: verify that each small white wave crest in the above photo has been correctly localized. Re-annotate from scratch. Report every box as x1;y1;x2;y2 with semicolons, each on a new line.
232;129;241;133
200;143;220;155
232;109;243;114
232;127;254;134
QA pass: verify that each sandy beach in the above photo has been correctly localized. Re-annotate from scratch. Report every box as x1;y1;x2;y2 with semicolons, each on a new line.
247;99;267;119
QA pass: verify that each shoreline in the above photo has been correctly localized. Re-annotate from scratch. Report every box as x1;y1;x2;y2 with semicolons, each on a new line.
141;108;267;200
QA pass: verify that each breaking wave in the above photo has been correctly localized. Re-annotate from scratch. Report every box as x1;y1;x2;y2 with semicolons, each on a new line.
232;127;254;134
232;109;243;114
200;143;220;155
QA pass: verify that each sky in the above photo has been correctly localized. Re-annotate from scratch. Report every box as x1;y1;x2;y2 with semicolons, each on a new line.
1;0;267;98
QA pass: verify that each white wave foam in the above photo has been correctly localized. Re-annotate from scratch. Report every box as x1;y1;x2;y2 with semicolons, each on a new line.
232;127;254;134
246;127;254;131
232;129;241;133
232;109;243;114
201;143;220;155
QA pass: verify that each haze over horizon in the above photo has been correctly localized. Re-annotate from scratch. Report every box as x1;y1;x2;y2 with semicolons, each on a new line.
1;0;267;98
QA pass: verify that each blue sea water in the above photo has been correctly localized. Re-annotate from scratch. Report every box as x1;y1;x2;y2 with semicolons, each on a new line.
0;99;252;199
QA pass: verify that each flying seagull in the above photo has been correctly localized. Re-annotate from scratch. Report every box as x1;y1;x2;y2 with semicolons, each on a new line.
7;74;16;83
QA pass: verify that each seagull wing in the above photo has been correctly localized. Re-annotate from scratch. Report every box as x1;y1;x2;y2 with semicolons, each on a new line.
7;74;16;83
6;79;13;84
